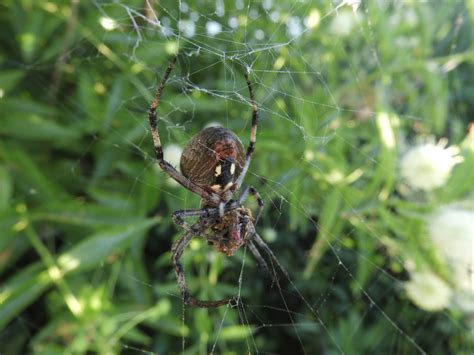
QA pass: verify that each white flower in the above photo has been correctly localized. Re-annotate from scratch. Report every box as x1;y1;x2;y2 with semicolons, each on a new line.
286;16;303;39
99;17;118;31
179;2;189;13
161;144;183;187
160;17;173;38
163;144;183;169
428;206;474;268
215;0;225;17
453;263;474;294
228;17;239;29
427;206;474;312
329;9;360;37
269;11;279;23
178;20;196;38
336;0;361;13
304;9;321;30
262;0;273;11
453;286;474;313
249;9;258;20
190;12;199;22
205;21;222;37
405;270;452;312
400;139;463;191
451;263;474;313
254;29;265;40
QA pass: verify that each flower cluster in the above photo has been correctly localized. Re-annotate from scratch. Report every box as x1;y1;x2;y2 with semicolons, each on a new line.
399;139;463;191
404;270;452;312
404;205;474;313
429;206;474;312
398;135;472;313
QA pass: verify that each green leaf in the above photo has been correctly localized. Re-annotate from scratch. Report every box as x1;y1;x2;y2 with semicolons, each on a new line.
58;219;157;274
0;212;31;276
0;165;13;212
0;263;48;330
0;70;24;93
0;99;80;143
32;202;144;227
304;188;344;277
218;325;255;341
435;151;474;202
0;143;68;201
154;318;189;336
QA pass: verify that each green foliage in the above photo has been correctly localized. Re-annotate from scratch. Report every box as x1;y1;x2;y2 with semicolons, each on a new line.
1;0;473;354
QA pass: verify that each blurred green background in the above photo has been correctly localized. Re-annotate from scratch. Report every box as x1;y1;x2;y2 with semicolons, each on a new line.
1;0;473;354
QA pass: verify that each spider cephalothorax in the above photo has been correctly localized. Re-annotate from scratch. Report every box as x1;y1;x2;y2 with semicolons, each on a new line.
146;56;285;308
206;207;254;256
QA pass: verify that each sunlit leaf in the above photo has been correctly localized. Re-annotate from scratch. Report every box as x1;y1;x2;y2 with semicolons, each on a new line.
218;325;255;340
58;219;157;274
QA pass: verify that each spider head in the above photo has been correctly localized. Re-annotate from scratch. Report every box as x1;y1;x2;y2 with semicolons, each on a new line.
209;208;253;256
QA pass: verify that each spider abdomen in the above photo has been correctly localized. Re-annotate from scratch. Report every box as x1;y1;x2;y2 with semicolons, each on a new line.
180;126;245;191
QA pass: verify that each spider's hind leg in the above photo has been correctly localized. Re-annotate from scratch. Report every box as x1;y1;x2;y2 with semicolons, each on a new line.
172;228;235;308
238;186;264;224
252;233;290;281
247;241;270;276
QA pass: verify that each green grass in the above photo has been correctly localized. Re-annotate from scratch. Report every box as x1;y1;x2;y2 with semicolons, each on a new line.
1;0;473;354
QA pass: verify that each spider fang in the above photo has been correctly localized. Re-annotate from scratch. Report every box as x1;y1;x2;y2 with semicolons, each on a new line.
210;184;222;192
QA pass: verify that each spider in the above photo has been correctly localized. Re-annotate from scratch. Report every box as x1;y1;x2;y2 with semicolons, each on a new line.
148;56;286;308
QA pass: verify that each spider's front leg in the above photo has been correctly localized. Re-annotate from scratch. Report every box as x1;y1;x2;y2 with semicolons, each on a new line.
147;56;222;205
171;227;235;308
172;207;216;231
234;71;258;190
238;186;264;224
173;200;240;228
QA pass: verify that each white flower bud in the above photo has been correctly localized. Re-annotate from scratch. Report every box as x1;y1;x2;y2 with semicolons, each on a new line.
400;140;463;191
427;206;474;313
405;270;452;312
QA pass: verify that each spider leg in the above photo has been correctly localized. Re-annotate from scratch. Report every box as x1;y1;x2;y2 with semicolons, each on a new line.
172;228;234;308
252;233;290;281
172;207;217;230
148;56;176;162
234;71;258;190
238;186;264;224
148;56;222;205
247;241;270;276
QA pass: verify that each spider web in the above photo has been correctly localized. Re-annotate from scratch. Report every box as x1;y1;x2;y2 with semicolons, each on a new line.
3;0;472;354
115;1;469;353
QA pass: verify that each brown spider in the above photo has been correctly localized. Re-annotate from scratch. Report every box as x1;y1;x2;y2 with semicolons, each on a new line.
148;56;285;308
